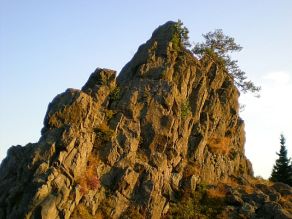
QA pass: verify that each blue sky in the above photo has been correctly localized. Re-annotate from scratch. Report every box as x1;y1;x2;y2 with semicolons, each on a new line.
1;0;292;178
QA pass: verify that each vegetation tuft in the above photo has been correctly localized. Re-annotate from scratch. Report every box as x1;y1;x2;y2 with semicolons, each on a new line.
181;100;191;120
104;109;115;120
109;86;121;102
171;19;191;51
167;184;225;218
229;148;238;160
77;156;100;195
71;203;103;219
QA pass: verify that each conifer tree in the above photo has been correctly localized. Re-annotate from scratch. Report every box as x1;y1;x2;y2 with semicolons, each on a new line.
270;134;292;186
192;29;260;95
173;21;260;95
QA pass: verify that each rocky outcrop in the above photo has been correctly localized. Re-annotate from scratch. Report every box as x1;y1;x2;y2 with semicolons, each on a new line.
0;21;290;219
167;176;292;218
221;180;292;218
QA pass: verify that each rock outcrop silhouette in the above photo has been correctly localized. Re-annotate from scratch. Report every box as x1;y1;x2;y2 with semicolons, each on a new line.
0;21;291;219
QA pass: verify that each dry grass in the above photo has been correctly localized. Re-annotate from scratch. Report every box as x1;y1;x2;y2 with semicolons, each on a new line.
78;156;100;195
281;194;292;202
248;176;272;186
167;183;226;218
242;185;254;194
97;123;113;135
222;177;255;194
206;185;227;199
71;203;104;219
121;205;145;219
208;136;231;155
279;195;292;214
222;178;239;188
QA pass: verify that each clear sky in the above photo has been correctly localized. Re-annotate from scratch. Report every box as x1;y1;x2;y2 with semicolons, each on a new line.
1;0;292;178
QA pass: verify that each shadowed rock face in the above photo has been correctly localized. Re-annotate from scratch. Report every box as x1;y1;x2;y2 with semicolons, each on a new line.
0;21;255;219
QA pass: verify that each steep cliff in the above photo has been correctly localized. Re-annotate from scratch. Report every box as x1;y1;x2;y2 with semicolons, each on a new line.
0;21;291;219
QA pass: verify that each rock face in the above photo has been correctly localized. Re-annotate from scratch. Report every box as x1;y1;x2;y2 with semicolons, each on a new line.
0;21;289;219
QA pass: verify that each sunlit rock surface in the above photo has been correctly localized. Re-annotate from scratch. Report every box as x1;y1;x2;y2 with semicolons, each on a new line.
1;21;291;219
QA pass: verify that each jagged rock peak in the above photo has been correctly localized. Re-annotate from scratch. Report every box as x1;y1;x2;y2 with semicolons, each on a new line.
1;21;291;219
118;20;192;84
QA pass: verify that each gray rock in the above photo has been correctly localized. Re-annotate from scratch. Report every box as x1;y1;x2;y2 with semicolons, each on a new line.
272;182;292;196
256;201;292;219
226;190;244;206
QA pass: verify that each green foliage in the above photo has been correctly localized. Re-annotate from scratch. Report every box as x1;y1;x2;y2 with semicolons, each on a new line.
270;134;292;186
167;184;225;219
171;32;181;51
181;100;191;120
120;205;145;219
137;135;143;145
193;29;242;56
192;29;260;95
197;183;208;193
71;203;103;219
172;19;191;50
229;149;238;160
105;109;115;120
109;86;121;101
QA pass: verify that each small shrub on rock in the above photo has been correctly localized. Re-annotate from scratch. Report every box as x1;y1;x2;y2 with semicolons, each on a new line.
78;156;100;195
109;86;121;101
167;183;225;218
181;100;191;120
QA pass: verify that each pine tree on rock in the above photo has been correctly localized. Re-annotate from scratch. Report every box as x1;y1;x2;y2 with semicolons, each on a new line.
270;134;292;186
192;29;261;95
